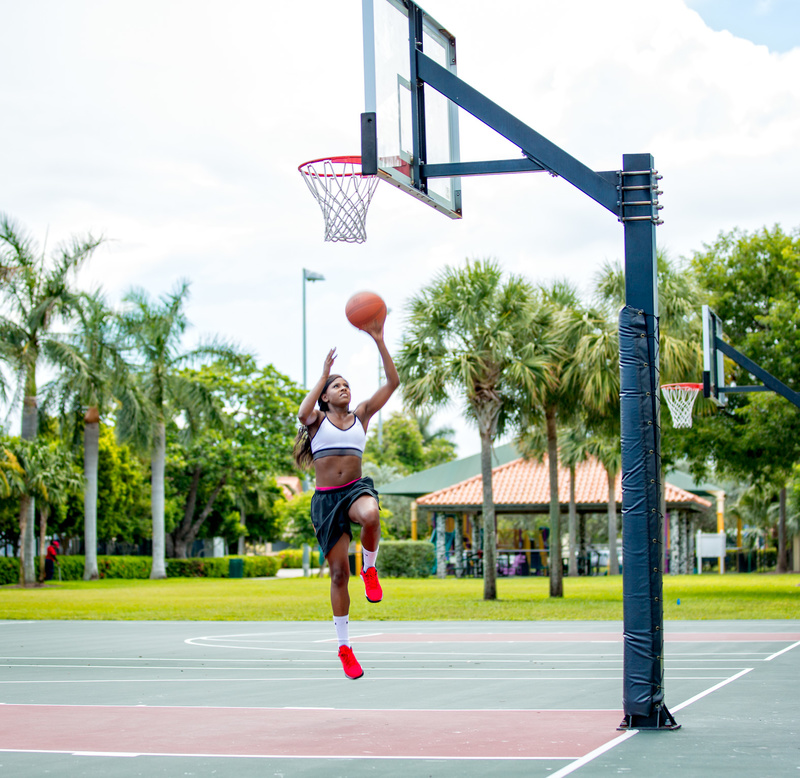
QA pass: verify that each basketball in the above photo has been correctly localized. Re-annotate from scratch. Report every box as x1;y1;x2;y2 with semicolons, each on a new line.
345;291;387;331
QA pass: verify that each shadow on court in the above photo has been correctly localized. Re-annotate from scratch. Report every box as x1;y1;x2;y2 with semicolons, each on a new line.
0;619;798;777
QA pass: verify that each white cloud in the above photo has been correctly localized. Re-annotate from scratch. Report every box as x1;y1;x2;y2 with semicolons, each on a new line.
1;0;798;456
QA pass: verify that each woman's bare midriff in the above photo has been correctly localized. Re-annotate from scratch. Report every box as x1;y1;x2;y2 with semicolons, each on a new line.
314;455;363;488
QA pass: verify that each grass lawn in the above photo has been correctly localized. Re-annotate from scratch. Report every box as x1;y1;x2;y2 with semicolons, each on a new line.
1;573;798;621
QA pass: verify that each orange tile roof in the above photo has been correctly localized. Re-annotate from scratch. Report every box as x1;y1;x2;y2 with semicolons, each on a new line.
416;454;711;512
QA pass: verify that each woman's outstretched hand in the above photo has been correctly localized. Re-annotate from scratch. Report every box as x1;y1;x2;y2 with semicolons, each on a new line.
322;347;337;377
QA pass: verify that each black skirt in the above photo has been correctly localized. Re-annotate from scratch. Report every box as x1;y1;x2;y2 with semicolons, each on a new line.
310;476;380;556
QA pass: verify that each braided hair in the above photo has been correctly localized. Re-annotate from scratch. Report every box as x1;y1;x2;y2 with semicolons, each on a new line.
293;374;343;469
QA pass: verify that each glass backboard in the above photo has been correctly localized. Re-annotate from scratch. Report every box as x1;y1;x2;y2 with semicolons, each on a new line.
702;305;728;407
362;0;462;218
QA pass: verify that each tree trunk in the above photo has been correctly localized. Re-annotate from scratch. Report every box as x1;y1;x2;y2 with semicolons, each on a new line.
38;506;50;583
546;411;563;597
436;513;447;579
579;512;587;572
170;466;201;560
660;472;667;575
83;413;100;581
607;468;619;575
18;495;31;586
20;392;38;586
171;474;228;560
479;428;497;600
150;421;167;579
237;507;246;556
669;510;678;575
454;518;464;578
777;486;787;574
568;466;578;577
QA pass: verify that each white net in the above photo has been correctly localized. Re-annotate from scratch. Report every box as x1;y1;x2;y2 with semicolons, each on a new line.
661;383;702;428
298;156;379;244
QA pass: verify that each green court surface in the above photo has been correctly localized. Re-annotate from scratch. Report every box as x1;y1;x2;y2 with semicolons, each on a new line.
0;619;798;776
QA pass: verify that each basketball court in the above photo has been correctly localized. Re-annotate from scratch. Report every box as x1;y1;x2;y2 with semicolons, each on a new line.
1;619;798;776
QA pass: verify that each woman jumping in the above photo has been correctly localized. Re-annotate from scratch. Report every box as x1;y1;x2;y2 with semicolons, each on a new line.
294;316;399;679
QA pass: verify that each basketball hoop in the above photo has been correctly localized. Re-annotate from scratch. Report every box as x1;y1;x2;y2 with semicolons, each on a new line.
661;383;702;428
298;156;378;244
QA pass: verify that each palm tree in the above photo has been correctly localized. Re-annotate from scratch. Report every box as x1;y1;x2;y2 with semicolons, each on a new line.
0;214;103;578
34;442;83;583
42;290;127;580
397;259;555;600
592;252;701;386
5;439;52;585
117;281;238;579
524;280;603;597
0;445;24;499
568;303;621;575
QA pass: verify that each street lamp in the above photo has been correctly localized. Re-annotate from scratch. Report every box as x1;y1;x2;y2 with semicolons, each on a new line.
302;268;325;388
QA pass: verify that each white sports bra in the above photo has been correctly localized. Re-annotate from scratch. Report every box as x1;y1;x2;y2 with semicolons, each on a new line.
310;414;367;460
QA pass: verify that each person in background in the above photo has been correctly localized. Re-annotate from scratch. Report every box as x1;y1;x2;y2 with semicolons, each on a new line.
45;540;60;581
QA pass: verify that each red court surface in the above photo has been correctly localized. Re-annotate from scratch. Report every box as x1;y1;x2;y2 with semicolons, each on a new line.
0;619;798;776
0;704;622;759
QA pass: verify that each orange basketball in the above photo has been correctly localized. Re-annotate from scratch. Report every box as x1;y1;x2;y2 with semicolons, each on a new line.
345;291;387;331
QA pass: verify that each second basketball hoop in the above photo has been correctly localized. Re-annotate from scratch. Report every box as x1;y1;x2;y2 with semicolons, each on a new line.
298;156;378;244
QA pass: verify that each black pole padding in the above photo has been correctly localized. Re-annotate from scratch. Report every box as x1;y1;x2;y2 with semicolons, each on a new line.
619;305;677;727
361;112;378;175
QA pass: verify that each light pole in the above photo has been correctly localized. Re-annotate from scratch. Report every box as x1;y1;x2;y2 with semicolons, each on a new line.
302;268;325;388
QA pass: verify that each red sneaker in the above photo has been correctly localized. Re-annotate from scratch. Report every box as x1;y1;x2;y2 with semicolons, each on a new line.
338;645;363;679
360;566;383;603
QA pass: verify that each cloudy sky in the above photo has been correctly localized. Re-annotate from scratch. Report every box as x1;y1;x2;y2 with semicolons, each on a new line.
2;0;798;457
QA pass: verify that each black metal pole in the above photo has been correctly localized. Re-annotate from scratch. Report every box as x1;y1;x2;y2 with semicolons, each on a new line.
618;154;678;730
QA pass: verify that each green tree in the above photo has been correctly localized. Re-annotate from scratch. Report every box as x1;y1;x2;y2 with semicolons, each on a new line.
163;360;304;558
397;259;554;600
0;214;102;579
690;225;800;572
275;491;313;547
116;281;240;577
364;411;456;474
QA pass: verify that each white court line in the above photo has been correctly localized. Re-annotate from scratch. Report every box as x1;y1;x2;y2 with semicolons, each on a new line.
0;703;622;712
0;748;568;761
765;640;800;661
547;730;638;778
671;667;753;713
0;675;736;685
0;657;756;673
0;651;774;661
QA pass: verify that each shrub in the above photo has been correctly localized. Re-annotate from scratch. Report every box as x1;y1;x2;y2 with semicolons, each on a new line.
378;540;435;578
277;549;304;569
0;557;18;585
242;555;281;577
0;554;282;582
98;556;151;579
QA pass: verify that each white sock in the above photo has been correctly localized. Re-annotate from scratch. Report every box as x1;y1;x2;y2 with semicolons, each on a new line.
334;615;350;647
362;544;379;571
